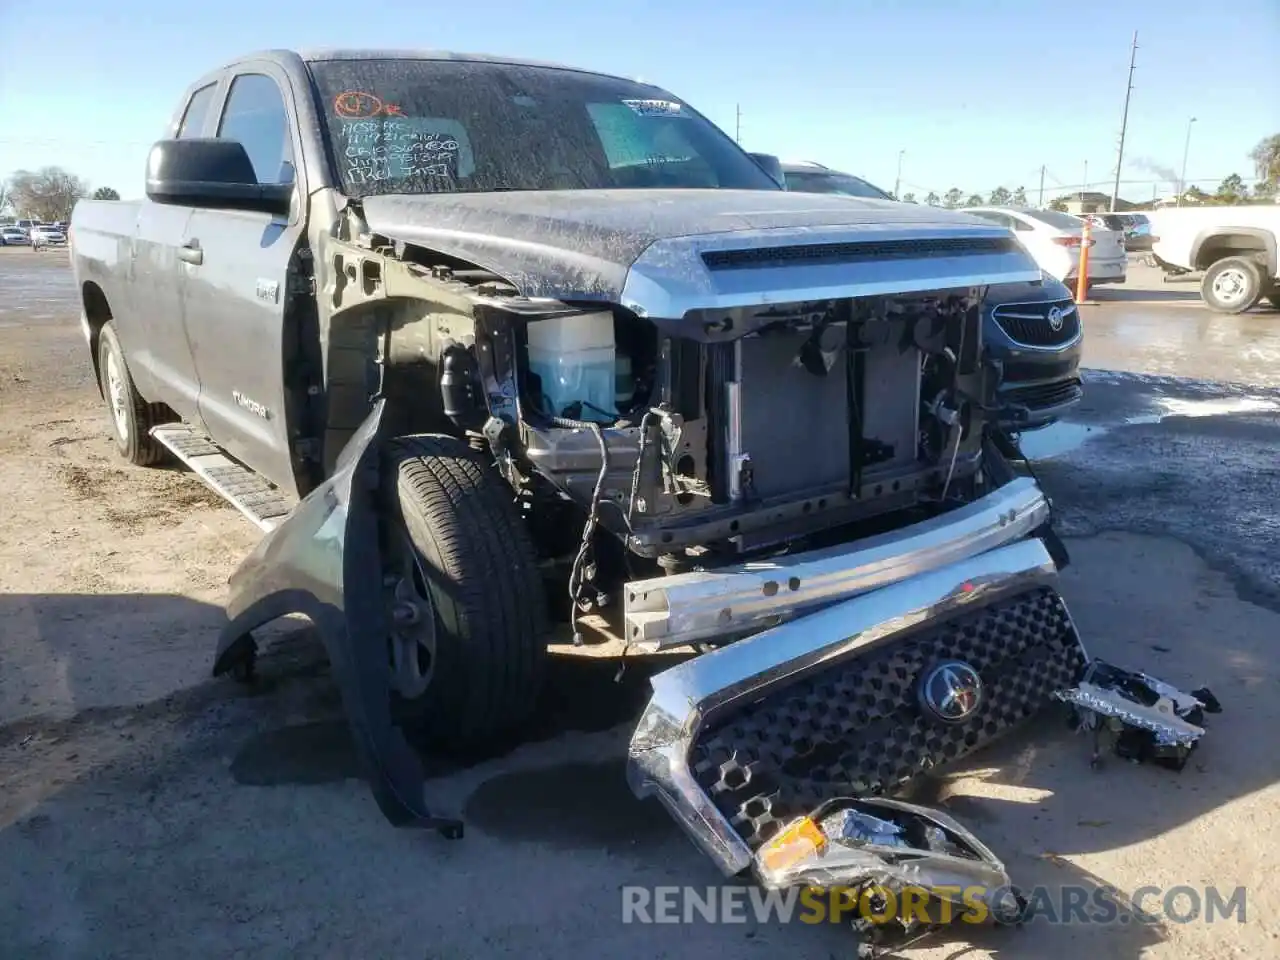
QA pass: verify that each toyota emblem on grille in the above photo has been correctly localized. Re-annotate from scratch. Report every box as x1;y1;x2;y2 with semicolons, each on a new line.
1047;306;1065;331
918;660;984;723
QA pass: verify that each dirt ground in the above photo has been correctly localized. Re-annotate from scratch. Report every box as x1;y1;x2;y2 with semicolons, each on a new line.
1;245;1278;959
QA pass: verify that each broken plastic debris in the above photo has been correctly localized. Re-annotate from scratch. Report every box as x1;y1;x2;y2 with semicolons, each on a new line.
1055;658;1221;770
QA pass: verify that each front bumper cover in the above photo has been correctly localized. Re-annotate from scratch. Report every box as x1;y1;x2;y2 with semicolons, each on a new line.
627;535;1072;876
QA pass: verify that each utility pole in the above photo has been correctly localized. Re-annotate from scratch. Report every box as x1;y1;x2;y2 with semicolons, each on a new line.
1110;30;1138;212
894;150;905;200
735;104;741;143
1038;165;1046;207
1177;117;1197;206
1081;160;1088;204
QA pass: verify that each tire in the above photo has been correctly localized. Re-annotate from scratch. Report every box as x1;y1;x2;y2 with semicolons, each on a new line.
1200;257;1264;314
384;434;548;749
97;322;170;465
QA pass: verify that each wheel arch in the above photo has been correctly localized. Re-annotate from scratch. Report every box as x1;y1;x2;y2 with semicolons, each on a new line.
82;280;113;395
1190;228;1277;277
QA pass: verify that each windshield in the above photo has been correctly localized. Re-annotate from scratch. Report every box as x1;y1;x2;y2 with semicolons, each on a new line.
307;59;779;197
783;170;892;200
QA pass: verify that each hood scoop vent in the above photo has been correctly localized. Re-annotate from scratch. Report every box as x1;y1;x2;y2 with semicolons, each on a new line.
702;236;1016;271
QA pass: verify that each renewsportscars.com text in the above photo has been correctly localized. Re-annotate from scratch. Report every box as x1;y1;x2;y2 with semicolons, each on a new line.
621;884;1247;926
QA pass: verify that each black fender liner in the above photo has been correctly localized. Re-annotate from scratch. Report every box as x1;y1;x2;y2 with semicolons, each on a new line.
213;398;463;838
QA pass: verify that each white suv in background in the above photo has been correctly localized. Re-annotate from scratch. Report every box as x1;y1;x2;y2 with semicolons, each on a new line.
966;207;1127;293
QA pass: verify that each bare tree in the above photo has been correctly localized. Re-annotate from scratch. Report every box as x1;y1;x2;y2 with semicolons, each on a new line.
8;167;89;222
1011;186;1028;206
92;186;121;201
0;177;11;215
924;191;940;206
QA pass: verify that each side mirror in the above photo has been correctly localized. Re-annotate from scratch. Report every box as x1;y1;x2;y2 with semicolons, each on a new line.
145;139;293;216
746;152;786;189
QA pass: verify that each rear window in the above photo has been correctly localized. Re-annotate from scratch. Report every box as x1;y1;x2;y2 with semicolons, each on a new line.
783;170;893;200
306;58;779;197
1020;209;1087;230
178;83;218;139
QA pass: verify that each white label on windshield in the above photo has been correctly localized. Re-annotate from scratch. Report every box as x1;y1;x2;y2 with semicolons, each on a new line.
622;99;685;117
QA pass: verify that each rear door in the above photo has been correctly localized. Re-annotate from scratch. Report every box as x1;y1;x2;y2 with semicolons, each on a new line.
181;64;307;494
125;79;222;413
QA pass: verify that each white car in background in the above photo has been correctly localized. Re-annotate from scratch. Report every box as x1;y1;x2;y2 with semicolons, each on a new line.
29;223;67;247
965;207;1127;293
1;226;29;245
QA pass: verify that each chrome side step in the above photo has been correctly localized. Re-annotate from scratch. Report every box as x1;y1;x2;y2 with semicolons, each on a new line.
150;424;294;531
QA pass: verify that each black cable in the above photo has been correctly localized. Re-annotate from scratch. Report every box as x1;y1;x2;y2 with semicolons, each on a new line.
548;414;610;646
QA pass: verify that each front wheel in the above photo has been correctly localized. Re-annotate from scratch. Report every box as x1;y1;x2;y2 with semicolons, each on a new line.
383;434;549;749
1201;257;1264;314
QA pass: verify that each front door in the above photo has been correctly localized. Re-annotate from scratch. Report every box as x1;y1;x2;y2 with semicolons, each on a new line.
181;66;306;495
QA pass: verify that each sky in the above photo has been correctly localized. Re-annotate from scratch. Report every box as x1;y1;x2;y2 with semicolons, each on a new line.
2;0;1277;204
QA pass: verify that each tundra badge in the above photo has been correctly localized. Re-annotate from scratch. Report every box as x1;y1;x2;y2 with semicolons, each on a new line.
233;391;271;420
255;279;279;303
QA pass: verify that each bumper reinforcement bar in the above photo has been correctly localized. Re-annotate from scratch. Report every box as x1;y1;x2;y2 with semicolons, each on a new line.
623;477;1050;651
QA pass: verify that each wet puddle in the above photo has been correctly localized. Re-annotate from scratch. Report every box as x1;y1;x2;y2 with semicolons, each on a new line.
1018;392;1280;461
1124;395;1280;426
1017;422;1109;461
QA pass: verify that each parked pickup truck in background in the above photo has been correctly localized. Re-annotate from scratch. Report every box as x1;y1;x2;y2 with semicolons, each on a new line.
69;48;1088;900
1148;204;1280;313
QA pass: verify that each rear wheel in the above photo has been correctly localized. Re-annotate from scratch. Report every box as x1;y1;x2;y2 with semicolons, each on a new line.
1201;257;1264;314
384;434;548;749
97;322;170;466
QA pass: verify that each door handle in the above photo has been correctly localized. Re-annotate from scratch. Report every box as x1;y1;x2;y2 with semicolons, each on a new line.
178;239;203;266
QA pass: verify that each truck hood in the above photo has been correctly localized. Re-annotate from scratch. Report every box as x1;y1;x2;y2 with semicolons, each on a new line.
361;189;1043;318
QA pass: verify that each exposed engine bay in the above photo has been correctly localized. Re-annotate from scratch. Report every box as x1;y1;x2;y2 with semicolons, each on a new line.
376;272;995;648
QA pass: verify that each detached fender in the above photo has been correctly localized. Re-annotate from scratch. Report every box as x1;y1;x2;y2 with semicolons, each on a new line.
214;398;462;837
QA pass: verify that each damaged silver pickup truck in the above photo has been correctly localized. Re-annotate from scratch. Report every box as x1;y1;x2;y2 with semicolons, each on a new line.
69;48;1217;944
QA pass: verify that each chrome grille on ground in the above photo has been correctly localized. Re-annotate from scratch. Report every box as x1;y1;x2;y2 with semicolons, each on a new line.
992;300;1080;347
689;586;1084;849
